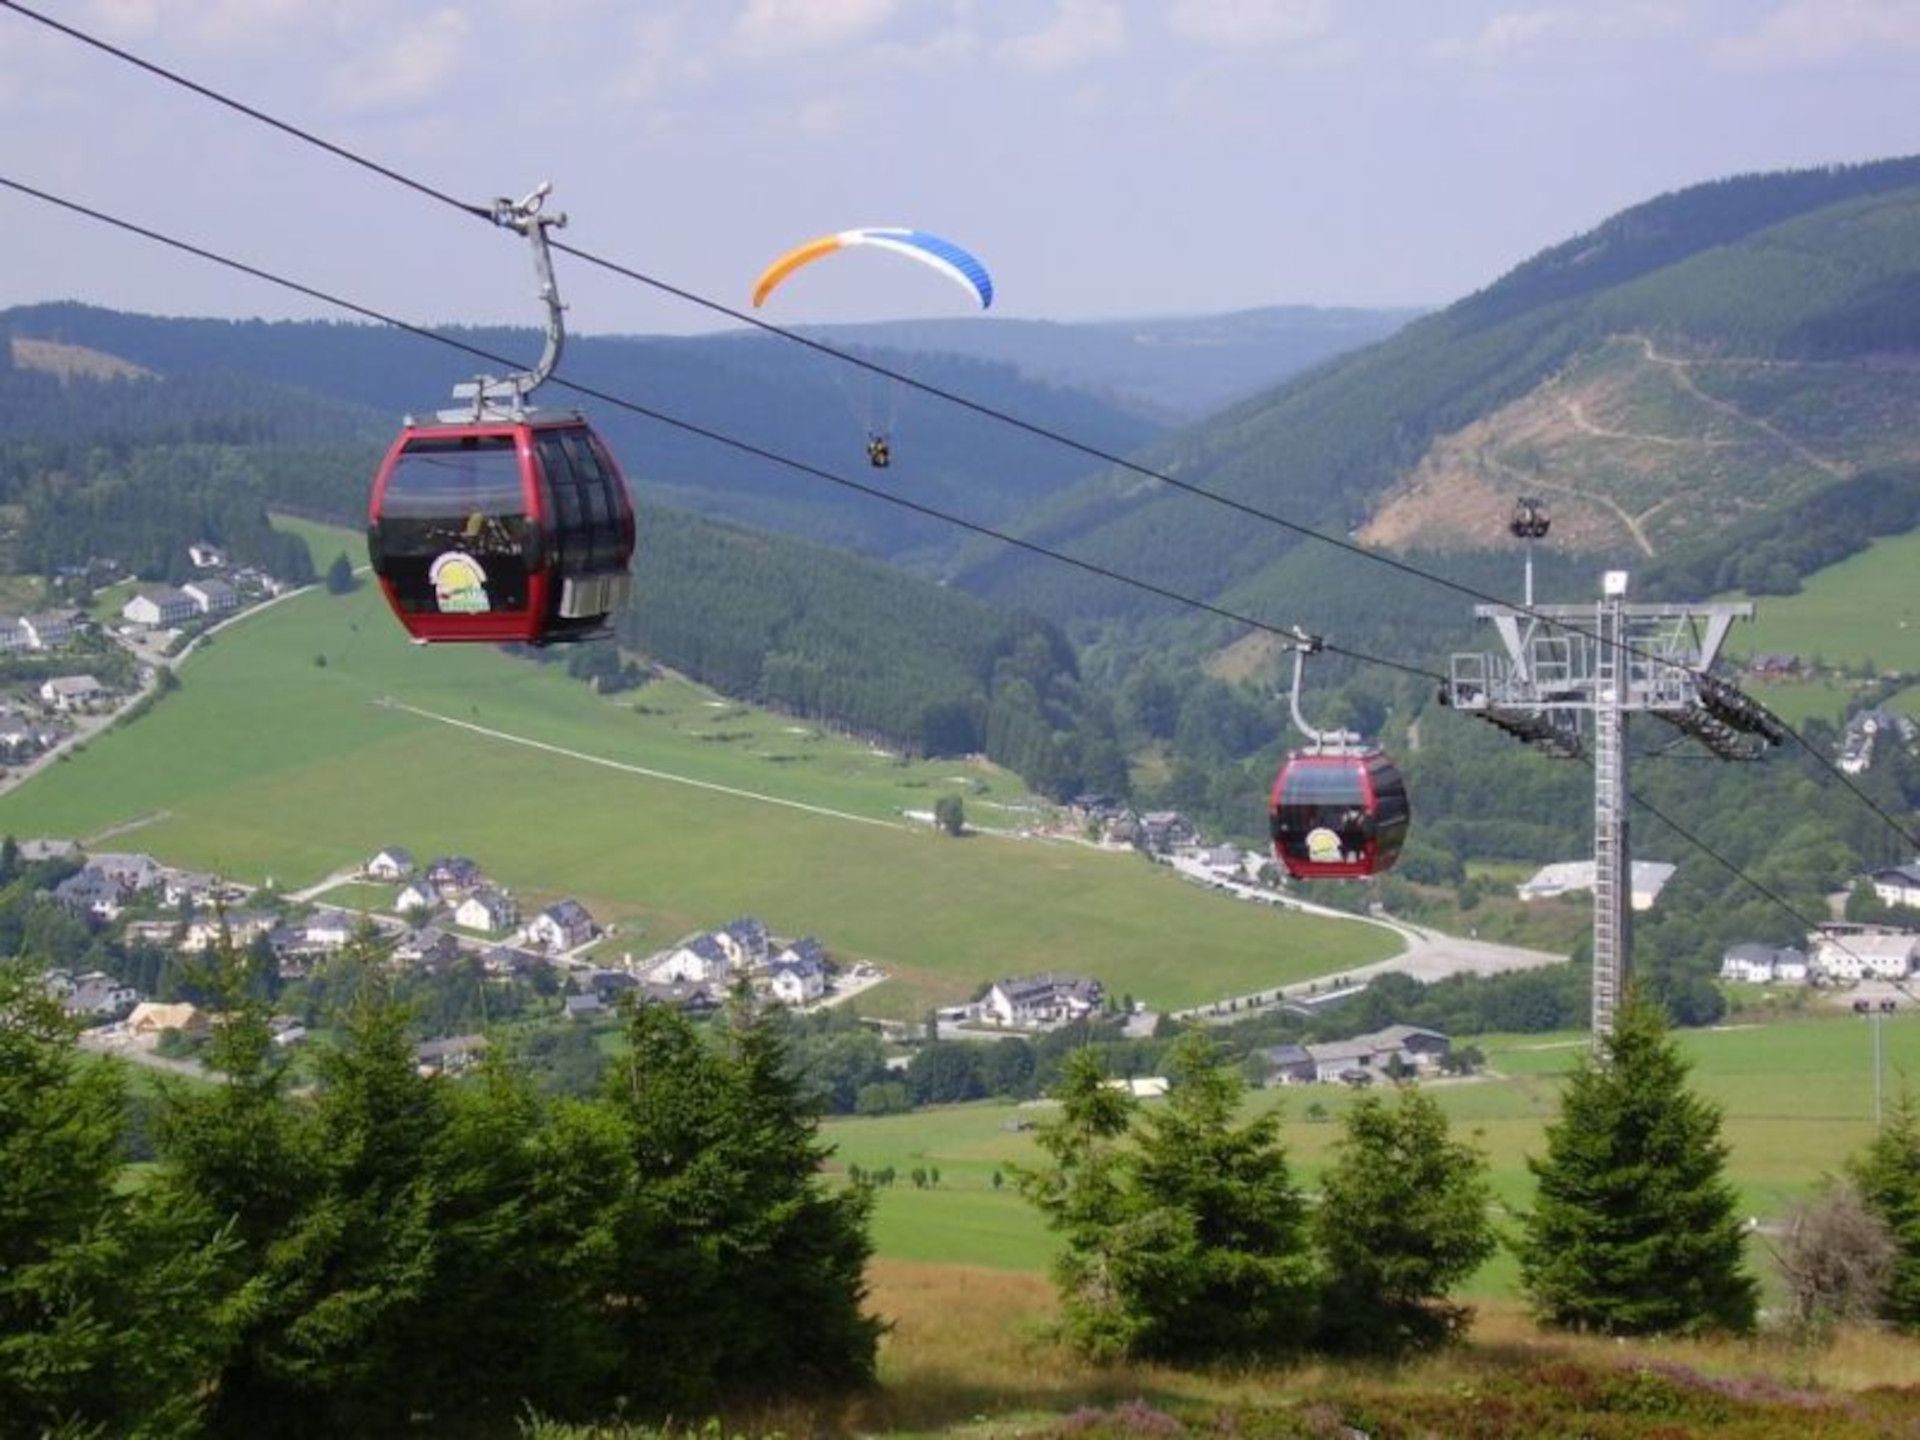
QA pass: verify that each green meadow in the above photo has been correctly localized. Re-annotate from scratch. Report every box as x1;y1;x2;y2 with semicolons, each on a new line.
827;1014;1920;1290
1724;528;1920;721
0;525;1397;1016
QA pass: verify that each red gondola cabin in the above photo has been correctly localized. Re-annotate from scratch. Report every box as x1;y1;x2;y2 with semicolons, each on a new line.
1268;751;1410;880
367;415;635;645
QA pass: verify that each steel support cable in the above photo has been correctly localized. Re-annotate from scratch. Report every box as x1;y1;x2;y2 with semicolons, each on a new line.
6;0;1916;852
0;173;1441;690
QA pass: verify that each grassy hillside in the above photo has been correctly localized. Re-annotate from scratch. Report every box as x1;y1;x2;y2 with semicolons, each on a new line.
831;1014;1920;1279
954;157;1920;634
0;535;1396;1016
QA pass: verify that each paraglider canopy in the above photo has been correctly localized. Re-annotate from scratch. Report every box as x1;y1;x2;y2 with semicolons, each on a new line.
752;228;994;310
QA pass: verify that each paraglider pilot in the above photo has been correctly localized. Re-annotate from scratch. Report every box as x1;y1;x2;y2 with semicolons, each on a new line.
867;433;892;469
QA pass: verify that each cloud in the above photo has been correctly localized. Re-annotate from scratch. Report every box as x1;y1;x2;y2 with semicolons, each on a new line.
1166;0;1335;47
327;7;469;111
1432;3;1683;65
1713;0;1920;70
998;0;1126;71
733;0;898;53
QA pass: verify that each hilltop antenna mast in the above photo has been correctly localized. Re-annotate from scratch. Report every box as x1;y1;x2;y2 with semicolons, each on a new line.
1442;512;1784;1040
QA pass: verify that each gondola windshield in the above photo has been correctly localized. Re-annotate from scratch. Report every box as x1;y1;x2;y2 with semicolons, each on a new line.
377;435;532;616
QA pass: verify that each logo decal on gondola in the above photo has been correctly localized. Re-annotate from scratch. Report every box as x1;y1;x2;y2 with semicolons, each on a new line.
429;552;490;613
1305;827;1344;864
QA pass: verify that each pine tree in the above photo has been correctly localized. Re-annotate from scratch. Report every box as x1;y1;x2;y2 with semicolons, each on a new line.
324;552;355;594
1015;1033;1316;1362
1517;992;1757;1334
1847;1086;1920;1328
1;962;228;1438
1314;1089;1496;1355
1012;1047;1140;1359
1116;1029;1316;1361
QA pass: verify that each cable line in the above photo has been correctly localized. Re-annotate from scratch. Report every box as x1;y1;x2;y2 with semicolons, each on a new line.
1;181;1905;990
5;0;1916;851
0;172;1442;691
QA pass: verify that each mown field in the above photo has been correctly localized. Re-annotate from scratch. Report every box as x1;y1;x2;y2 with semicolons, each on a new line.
0;523;1398;1017
1724;527;1920;722
830;1015;1920;1292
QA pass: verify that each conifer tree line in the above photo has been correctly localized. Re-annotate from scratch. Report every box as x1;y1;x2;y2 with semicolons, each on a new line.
0;951;878;1440
1016;994;1920;1361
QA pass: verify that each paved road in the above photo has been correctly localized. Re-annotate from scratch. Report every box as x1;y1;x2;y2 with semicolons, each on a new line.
1161;854;1566;1020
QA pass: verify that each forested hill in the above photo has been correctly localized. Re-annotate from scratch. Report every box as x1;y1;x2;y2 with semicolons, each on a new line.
955;155;1920;634
0;303;1166;568
799;305;1423;422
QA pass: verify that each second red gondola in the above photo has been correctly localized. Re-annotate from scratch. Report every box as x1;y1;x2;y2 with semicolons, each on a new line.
1268;750;1410;880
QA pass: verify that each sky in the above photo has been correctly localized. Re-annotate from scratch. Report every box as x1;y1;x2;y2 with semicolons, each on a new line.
2;0;1919;337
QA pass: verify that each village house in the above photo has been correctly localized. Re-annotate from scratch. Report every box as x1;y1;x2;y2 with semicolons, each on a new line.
127;1001;207;1044
19;611;78;650
0;615;21;653
1262;1026;1453;1086
564;992;605;1021
715;916;770;969
39;674;107;712
182;577;238;615
366;846;416;881
396;927;463;969
527;898;598;952
1870;862;1920;911
453;887;518;935
482;944;545;979
161;871;222;910
425;855;485;898
180;910;278;953
415;1034;488;1077
1746;653;1801;679
1813;930;1919;983
1136;811;1198;854
61;970;140;1021
395;880;438;915
303;908;357;952
767;948;827;1005
52;869;123;922
981;972;1105;1029
655;933;730;985
1517;859;1676;910
90;853;166;893
123;586;196;628
1719;943;1811;985
586;968;640;1004
0;726;52;761
188;542;226;569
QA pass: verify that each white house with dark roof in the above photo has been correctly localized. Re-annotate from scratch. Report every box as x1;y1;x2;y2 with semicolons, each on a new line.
716;916;770;969
63;970;140;1020
767;956;827;1005
1720;943;1809;984
182;578;238;615
1871;863;1920;910
19;611;77;650
395;881;437;915
1518;860;1676;911
425;855;484;897
527;899;597;952
454;888;518;935
366;846;416;880
123;586;196;628
982;972;1104;1029
655;933;730;984
1813;931;1919;983
40;674;106;712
